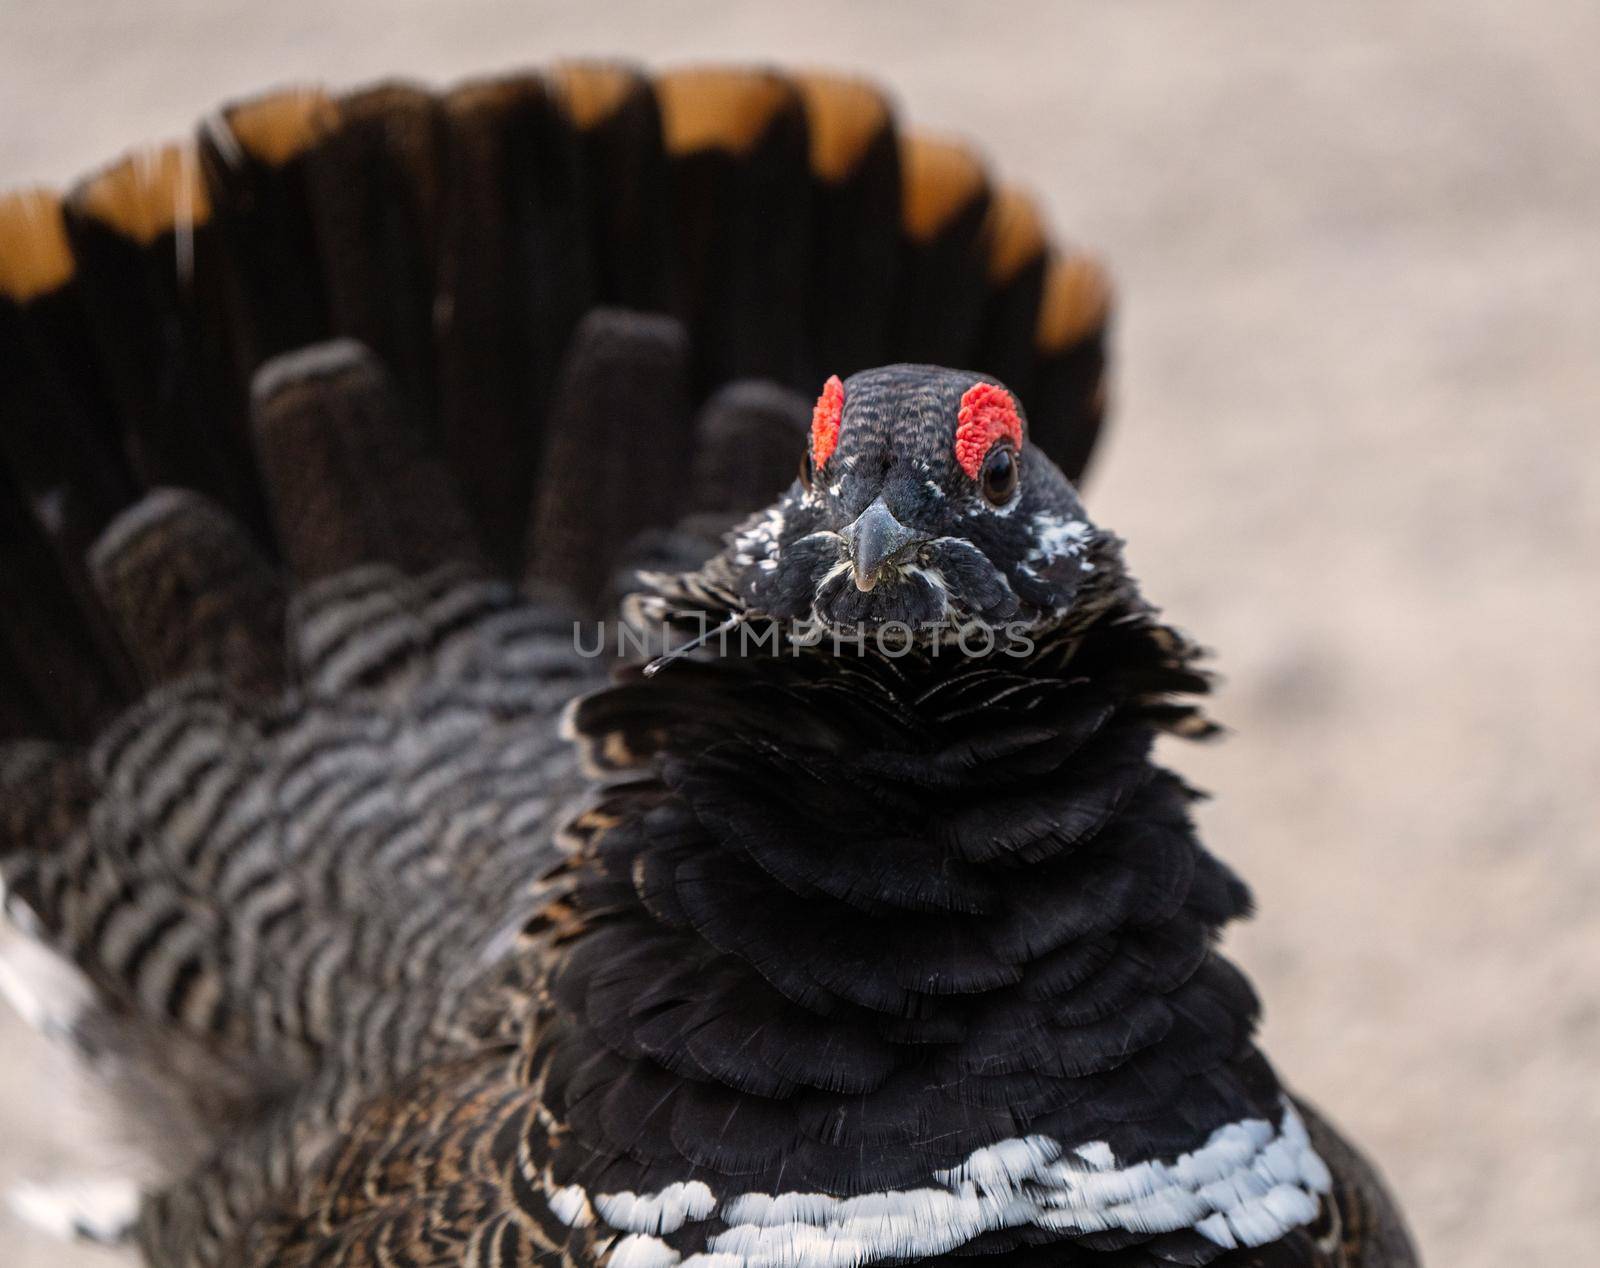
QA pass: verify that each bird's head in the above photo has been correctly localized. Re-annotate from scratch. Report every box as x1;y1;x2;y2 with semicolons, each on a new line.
720;364;1117;643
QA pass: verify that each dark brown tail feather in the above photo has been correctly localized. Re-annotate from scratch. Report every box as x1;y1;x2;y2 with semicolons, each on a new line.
657;68;813;391
0;470;130;739
793;73;903;385
64;145;267;539
0;191;140;733
888;133;994;367
435;74;596;572
198;89;336;376
523;308;693;611
689;379;811;519
0;61;1113;743
549;64;673;312
1031;250;1113;484
303;82;449;441
88;489;288;699
251;339;480;582
0;191;137;550
975;185;1051;399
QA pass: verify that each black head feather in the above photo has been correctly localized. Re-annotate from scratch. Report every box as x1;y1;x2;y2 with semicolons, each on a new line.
715;364;1118;639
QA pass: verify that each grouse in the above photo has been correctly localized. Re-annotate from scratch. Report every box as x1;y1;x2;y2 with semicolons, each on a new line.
0;64;1416;1267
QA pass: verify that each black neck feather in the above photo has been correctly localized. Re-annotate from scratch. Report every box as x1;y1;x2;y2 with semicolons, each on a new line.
536;595;1286;1204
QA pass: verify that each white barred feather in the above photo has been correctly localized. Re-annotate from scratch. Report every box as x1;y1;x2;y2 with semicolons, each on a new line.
566;1102;1330;1268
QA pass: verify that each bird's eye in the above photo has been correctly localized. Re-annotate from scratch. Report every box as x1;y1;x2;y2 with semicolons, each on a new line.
799;449;815;492
980;445;1019;505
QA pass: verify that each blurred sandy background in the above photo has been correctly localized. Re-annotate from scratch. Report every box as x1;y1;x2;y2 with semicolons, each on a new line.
2;1;1597;1263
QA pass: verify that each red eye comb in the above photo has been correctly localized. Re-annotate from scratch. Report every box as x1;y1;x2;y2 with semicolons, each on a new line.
954;382;1023;479
811;374;844;468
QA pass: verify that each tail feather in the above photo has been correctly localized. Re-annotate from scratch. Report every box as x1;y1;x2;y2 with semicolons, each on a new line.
689;379;810;519
0;190;137;530
658;68;813;390
969;184;1114;482
88;489;287;699
0;190;139;609
303;82;448;440
0;188;77;306
435;74;596;573
0;642;49;737
65;146;266;538
1030;250;1113;483
605;378;813;605
889;133;994;366
199;89;337;378
0;473;131;740
794;74;903;384
974;184;1051;398
548;64;673;312
250;340;480;582
524;309;693;611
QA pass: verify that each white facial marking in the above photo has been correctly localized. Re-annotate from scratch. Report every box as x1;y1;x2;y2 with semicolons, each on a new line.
1017;511;1096;580
568;1102;1329;1267
1027;513;1092;565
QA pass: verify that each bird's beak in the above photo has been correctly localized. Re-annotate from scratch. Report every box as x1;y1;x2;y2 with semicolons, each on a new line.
842;497;926;592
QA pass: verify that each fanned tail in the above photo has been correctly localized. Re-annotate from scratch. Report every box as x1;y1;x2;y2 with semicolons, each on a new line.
0;64;1111;744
